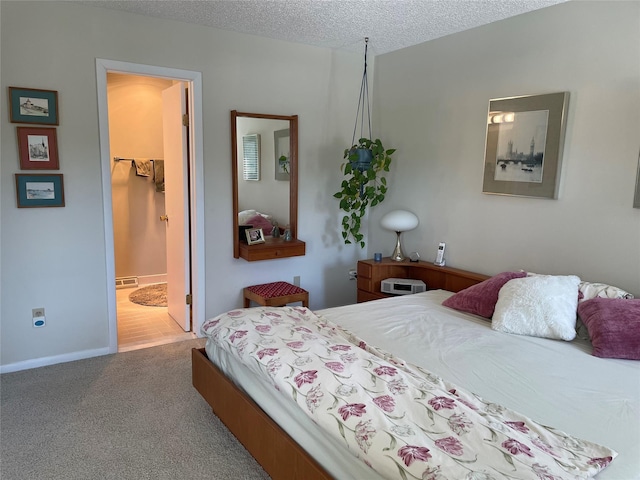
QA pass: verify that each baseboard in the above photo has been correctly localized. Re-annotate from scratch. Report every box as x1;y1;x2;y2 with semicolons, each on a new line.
0;346;111;374
138;274;167;285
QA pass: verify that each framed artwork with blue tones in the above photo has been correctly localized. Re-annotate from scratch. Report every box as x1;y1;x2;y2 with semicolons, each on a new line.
15;174;65;208
9;87;59;125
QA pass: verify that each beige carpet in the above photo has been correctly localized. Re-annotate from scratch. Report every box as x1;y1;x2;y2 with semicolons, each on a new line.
0;338;270;480
128;283;167;307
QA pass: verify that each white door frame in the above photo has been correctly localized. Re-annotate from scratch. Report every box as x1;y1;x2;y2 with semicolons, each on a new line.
96;59;205;353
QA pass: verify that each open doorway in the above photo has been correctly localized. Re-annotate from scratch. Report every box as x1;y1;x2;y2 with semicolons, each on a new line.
107;73;192;351
96;59;205;355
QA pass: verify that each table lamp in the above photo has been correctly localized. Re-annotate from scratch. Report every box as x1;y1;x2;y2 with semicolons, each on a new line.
380;210;419;261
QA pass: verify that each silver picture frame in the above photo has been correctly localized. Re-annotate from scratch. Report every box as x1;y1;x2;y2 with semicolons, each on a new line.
245;227;265;245
482;92;569;199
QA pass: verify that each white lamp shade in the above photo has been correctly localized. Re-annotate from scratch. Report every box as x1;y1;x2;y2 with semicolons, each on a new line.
380;210;419;232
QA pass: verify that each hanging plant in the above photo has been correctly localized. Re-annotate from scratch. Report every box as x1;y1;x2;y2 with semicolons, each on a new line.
334;137;395;248
278;155;290;174
333;37;396;248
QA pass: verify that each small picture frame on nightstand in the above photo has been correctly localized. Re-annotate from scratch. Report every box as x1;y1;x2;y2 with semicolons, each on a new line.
245;227;265;245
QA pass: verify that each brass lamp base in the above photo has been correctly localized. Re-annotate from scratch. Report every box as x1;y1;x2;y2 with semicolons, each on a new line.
390;231;405;261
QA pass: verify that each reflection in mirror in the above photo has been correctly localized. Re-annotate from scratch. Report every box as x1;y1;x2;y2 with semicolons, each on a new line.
635;150;640;209
236;117;290;227
232;111;304;261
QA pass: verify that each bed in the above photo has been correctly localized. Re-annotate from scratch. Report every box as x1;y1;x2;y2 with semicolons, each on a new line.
192;267;640;480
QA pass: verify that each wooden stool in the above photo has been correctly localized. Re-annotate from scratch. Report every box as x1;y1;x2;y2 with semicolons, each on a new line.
243;281;309;308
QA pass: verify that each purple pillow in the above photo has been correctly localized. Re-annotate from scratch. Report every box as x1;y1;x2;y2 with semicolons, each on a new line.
244;214;274;235
442;271;527;319
577;298;640;360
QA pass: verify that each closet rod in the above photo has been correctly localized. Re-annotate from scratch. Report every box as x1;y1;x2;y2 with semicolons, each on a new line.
113;156;162;163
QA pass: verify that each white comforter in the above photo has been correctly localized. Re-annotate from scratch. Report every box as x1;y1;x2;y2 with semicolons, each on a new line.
203;291;640;479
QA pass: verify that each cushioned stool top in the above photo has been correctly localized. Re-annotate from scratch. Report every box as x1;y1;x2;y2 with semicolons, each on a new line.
246;281;307;298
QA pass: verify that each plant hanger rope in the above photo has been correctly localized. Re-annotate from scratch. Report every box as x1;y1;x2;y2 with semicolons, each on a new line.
335;37;395;249
352;37;372;146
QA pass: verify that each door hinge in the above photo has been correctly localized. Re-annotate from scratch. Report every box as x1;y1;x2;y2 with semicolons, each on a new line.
182;114;189;127
186;294;192;305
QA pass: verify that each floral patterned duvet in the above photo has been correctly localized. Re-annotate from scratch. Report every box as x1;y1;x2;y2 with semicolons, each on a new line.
201;306;616;480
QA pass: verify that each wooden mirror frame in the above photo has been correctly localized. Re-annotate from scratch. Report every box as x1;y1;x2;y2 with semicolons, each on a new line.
232;110;305;261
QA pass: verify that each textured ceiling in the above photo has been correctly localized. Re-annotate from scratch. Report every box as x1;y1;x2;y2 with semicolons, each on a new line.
82;0;567;55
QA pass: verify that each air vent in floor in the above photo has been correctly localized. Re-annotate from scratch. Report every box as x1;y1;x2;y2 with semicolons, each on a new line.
115;276;138;289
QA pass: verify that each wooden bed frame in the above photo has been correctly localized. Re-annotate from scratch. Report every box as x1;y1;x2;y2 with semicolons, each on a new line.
192;265;488;480
192;347;330;479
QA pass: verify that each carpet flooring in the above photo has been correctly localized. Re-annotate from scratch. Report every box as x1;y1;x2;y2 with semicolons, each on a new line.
0;339;270;480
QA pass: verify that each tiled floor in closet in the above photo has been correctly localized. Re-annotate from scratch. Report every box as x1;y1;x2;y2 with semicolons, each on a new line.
117;286;196;353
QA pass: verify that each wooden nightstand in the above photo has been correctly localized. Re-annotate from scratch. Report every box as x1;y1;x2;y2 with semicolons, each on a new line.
356;258;489;303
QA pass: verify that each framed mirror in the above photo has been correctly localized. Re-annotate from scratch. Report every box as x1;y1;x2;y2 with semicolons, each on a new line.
634;150;640;209
232;110;305;261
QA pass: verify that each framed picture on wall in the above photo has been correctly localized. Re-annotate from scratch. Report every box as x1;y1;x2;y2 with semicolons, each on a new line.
482;92;569;199
17;126;59;170
8;87;59;125
245;227;265;245
274;128;290;181
15;173;65;208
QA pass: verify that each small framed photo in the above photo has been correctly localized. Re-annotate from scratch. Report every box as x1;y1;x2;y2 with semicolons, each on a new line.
8;87;59;125
245;227;265;245
17;127;59;170
482;92;569;199
15;174;65;208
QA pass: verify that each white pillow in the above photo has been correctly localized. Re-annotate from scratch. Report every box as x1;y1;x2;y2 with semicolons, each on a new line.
492;275;581;341
579;281;634;301
238;209;257;225
524;271;633;301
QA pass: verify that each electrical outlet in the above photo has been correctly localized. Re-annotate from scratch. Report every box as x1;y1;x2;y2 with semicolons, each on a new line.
32;308;46;328
293;276;300;286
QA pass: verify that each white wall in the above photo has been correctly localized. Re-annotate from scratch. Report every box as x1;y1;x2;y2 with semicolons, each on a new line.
370;1;640;297
3;1;638;371
108;73;171;279
0;1;365;370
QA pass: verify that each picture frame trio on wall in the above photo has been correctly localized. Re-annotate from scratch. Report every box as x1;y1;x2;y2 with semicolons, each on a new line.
9;86;65;208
